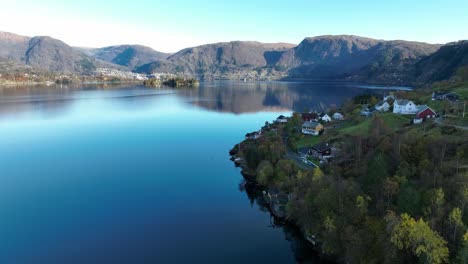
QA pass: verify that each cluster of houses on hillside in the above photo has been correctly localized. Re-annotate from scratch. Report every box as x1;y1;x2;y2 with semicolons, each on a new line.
360;93;440;125
393;100;437;123
301;112;344;136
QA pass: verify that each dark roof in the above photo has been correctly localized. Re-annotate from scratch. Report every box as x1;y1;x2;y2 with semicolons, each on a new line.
395;99;412;105
376;101;389;107
302;113;318;120
433;91;461;98
277;115;286;119
416;105;436;115
312;142;331;152
302;121;321;128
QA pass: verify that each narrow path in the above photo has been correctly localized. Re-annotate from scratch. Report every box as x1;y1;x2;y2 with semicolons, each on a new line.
434;118;468;131
286;150;317;169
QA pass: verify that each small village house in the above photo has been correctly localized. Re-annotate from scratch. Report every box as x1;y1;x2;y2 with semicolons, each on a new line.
276;115;288;123
308;142;332;158
413;105;437;124
375;101;390;112
302;121;323;136
320;114;332;122
245;130;262;140
302;113;319;122
332;112;344;120
393;99;418;114
432;91;460;102
361;106;378;117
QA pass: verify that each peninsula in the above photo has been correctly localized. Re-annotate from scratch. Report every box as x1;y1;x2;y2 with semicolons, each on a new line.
231;82;468;263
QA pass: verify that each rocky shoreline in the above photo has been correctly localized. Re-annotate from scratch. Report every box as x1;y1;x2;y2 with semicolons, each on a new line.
229;145;332;261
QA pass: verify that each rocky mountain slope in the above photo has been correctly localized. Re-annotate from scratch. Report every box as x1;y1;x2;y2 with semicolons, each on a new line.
281;36;439;81
413;40;468;83
83;45;171;69
0;31;113;75
136;41;296;80
347;40;468;85
135;36;443;84
1;31;467;85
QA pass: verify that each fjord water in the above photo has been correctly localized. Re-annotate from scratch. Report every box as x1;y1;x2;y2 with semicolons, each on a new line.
0;82;401;264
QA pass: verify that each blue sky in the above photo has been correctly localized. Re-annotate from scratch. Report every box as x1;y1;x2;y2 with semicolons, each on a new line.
0;0;467;52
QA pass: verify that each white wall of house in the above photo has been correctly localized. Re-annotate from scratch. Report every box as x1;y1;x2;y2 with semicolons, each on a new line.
393;101;418;114
376;102;390;112
333;113;344;120
321;114;332;122
302;126;319;136
413;118;423;124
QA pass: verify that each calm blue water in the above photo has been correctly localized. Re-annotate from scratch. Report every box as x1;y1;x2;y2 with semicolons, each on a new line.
0;82;400;264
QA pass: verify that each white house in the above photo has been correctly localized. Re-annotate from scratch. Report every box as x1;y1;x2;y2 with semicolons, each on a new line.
375;101;390;112
332;112;344;120
393;99;418;114
320;114;332;122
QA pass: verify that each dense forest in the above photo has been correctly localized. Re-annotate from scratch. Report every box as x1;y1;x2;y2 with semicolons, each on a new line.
231;85;468;263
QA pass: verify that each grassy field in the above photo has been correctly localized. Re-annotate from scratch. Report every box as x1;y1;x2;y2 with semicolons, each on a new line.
454;85;468;98
338;113;411;136
295;135;322;148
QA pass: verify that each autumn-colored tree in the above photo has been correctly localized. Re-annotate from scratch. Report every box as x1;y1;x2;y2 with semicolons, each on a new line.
389;213;449;264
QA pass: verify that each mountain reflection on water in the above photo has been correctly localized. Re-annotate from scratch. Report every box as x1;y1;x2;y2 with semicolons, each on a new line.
0;81;408;118
185;81;408;114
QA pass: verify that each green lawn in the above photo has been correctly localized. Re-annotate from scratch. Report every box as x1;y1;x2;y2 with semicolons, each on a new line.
383;113;412;127
295;135;322;148
454;86;468;100
339;118;372;136
338;113;411;136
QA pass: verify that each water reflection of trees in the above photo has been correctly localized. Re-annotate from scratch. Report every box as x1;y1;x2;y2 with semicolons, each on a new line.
238;179;327;264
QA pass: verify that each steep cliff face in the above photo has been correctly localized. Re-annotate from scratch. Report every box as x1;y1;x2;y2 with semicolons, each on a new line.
413;40;468;83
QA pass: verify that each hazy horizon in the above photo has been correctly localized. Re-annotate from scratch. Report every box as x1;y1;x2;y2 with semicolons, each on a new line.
1;0;467;52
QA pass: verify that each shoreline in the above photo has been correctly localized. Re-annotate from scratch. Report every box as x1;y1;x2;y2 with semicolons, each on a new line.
230;138;330;260
229;84;468;263
0;79;143;88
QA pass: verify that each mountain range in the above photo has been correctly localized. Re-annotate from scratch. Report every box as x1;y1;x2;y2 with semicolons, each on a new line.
0;31;467;85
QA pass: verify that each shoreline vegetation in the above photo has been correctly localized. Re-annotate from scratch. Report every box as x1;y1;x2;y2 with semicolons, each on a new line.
0;72;200;89
143;77;199;88
230;83;468;263
0;74;143;87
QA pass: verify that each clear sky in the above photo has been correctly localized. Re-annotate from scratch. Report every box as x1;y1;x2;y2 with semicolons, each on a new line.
0;0;467;52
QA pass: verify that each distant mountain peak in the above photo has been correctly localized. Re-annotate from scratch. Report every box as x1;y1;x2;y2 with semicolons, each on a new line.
0;31;466;85
90;44;171;69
